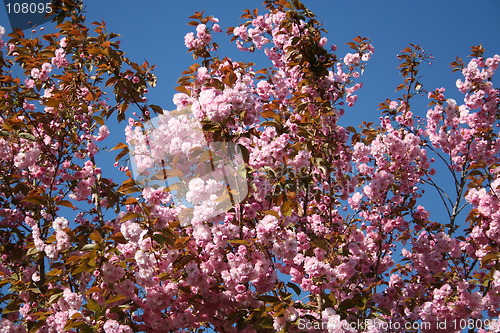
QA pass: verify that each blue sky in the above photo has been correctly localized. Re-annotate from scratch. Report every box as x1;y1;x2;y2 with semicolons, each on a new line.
1;1;499;222
2;1;498;134
2;0;498;219
0;1;498;327
79;0;500;222
78;0;500;122
0;1;498;215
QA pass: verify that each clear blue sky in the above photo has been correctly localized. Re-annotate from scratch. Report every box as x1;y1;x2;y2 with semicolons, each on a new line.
1;0;498;133
78;0;500;124
80;1;500;223
0;0;498;222
0;2;498;326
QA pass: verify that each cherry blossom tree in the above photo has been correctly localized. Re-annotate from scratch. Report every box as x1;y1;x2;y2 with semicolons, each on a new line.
0;0;499;332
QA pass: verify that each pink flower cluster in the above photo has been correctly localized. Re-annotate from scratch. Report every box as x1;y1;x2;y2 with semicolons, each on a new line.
173;62;262;126
13;141;41;170
2;2;500;332
427;55;500;170
0;26;5;49
245;126;289;169
31;62;52;82
232;9;372;111
68;160;99;201
52;48;68;68
184;18;220;50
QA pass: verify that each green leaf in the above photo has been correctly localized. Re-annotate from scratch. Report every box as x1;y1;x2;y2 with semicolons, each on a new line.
93;116;105;126
89;230;103;242
106;294;127;305
57;200;76;209
120;212;140;222
86;299;101;312
48;292;63;304
281;200;292;217
110;142;127;151
346;126;357;133
261;110;280;121
255;316;274;329
111;232;128;244
228;239;251;245
261;120;281;128
26;246;40;256
30;288;41;294
46;269;63;276
149;104;164;114
481;252;500;267
72;264;91;275
81;244;96;251
258;295;280;303
4;300;20;313
287;282;301;296
23;194;45;205
338;293;368;311
262;210;280;219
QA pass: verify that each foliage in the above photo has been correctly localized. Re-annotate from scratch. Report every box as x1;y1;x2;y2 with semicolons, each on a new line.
0;0;499;332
